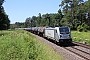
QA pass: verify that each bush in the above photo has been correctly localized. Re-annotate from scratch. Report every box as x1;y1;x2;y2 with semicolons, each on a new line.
83;23;89;32
0;30;63;60
77;23;89;32
77;25;83;32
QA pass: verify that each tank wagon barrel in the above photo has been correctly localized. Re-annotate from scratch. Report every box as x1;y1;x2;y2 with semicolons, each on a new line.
31;27;35;33
34;27;39;34
38;27;47;37
25;28;32;32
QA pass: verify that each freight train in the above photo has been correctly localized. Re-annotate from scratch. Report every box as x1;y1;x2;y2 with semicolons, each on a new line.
20;26;72;45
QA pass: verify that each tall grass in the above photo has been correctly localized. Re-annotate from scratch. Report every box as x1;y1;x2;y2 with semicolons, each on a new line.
0;30;64;60
71;31;90;44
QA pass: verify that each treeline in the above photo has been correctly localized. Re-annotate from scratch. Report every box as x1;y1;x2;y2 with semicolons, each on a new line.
15;0;90;31
0;0;10;30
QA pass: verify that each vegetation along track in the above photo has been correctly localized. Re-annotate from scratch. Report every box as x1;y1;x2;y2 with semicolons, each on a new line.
63;42;90;60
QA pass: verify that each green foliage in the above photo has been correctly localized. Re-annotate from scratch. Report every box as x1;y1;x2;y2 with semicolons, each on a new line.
15;22;25;28
0;30;63;60
60;17;72;27
24;17;31;28
72;31;90;44
77;25;83;32
0;0;10;30
82;23;89;32
59;0;90;29
77;23;89;32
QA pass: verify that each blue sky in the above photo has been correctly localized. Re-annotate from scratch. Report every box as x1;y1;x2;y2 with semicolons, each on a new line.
3;0;61;24
3;0;87;24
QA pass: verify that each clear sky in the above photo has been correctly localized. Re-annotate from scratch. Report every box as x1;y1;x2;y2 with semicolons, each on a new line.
3;0;88;24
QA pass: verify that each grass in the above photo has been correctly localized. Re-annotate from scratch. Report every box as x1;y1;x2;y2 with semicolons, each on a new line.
71;31;90;44
0;30;64;60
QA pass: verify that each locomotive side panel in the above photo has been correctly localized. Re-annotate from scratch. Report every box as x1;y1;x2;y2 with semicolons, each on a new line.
44;28;57;40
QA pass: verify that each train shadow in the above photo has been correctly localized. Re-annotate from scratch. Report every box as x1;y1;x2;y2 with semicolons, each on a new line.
60;43;79;47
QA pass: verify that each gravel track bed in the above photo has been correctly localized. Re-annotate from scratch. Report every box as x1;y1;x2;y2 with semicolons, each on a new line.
65;46;90;60
31;33;86;60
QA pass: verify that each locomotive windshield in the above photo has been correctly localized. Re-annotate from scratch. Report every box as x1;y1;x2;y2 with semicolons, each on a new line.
59;27;69;34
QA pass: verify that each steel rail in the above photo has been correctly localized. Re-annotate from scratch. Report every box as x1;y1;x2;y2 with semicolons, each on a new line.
63;47;90;60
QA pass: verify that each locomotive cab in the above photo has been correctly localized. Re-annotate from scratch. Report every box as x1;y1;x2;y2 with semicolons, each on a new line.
55;27;72;43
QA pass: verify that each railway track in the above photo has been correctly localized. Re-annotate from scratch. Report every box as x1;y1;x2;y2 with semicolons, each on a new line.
63;42;90;60
73;41;90;49
30;32;90;60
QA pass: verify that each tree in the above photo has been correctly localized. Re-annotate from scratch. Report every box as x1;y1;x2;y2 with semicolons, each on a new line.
31;16;37;27
15;22;24;28
37;13;42;26
59;0;87;29
24;17;31;28
55;9;63;26
0;0;10;30
84;0;90;27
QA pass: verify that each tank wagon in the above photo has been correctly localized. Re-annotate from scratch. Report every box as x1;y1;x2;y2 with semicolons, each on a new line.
37;27;47;36
34;27;39;34
25;28;32;32
31;27;35;33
